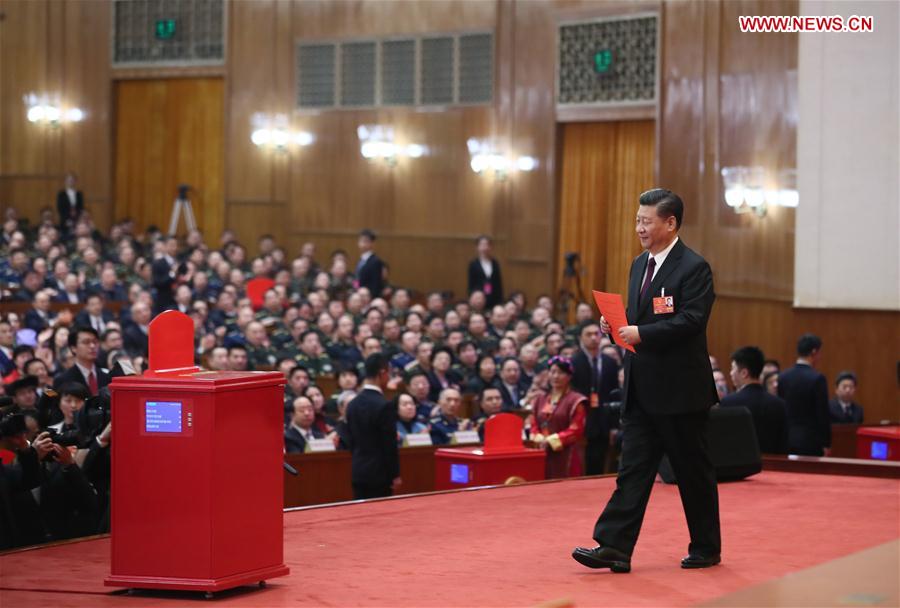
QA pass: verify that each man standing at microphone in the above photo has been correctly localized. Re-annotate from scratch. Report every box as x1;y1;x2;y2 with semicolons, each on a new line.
572;188;721;573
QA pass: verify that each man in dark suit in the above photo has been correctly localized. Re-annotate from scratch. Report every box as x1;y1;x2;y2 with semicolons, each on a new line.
571;320;620;474
345;353;400;500
284;396;325;453
467;235;504;308
152;236;181;315
53;327;110;396
355;229;385;297
721;346;788;454
573;189;721;572
829;371;864;424
24;290;56;333
497;357;529;410
123;301;151;358
778;334;830;456
73;293;115;335
56;172;84;232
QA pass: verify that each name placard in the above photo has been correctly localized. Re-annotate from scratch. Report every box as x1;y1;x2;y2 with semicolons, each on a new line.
306;438;336;453
403;433;433;447
452;430;480;445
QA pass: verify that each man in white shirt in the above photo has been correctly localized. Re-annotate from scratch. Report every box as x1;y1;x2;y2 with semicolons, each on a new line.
54;327;109;395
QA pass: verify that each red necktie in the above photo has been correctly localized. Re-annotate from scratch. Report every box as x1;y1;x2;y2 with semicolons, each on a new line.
88;370;98;395
640;257;656;302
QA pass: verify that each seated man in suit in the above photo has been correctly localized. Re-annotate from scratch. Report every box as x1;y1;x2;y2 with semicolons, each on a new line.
123;301;151;358
429;388;472;445
829;371;864;424
74;293;114;336
90;268;128;303
497;357;528;411
284;396;324;453
473;386;504;441
721;346;789;454
24;290;57;332
53;326;109;396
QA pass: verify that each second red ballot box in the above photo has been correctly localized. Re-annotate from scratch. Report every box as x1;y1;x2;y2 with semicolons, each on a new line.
434;413;545;490
105;311;289;593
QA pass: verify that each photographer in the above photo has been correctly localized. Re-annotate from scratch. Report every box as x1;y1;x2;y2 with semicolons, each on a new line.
0;413;53;548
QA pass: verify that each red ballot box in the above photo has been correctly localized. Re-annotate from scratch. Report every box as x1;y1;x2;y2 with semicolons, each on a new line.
856;426;900;461
105;311;289;594
434;413;545;490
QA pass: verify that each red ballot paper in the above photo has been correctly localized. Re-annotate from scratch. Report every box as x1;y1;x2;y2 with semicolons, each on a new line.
592;290;635;353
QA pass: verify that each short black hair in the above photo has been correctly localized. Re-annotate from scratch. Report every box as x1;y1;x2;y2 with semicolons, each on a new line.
13;345;35;359
499;356;519;370
476;235;492;245
85;292;104;303
458;339;477;353
363;353;389;379
579;319;601;335
228;344;248;354
764;359;780;371
797;333;822;357
359;229;376;241
288;365;310;378
639;188;684;229
430;346;453;364
23;358;47;374
731;346;765;378
68;326;99;349
299;330;319;343
479;385;502;402
835;370;857;386
58;382;90;401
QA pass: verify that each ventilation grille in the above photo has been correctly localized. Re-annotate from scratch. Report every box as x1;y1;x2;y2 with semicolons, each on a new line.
112;0;225;66
297;43;337;108
558;14;658;106
381;39;416;106
458;33;493;104
295;31;493;110
341;41;377;107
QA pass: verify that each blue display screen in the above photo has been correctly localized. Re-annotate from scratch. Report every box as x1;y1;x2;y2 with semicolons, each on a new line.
145;401;183;433
870;441;888;460
450;463;469;484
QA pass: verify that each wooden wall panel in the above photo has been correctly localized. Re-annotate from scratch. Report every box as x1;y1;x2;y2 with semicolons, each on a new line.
556;121;652;312
659;0;798;300
0;0;111;227
114;78;223;238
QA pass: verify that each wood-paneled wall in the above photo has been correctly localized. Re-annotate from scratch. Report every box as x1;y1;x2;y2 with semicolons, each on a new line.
114;78;224;238
0;0;112;227
556;121;651;313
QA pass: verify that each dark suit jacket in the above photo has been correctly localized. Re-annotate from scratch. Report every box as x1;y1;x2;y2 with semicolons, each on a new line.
56;190;84;227
152;257;177;314
778;363;831;455
345;388;399;488
720;384;789;454
284;426;325;454
356;254;385;297
467;258;504;308
622;239;718;415
497;379;530;411
829;398;864;424
123;324;149;358
24;309;56;332
53;364;110;395
571;351;620;439
73;310;115;332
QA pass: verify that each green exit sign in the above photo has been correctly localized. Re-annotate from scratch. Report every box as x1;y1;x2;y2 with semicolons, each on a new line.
155;19;176;40
594;49;613;74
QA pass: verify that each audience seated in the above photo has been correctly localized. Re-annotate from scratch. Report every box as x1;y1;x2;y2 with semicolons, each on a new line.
720;346;789;454
829;371;864;424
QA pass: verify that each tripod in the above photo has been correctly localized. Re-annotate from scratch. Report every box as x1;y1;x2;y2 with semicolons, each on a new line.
557;254;587;323
167;185;197;236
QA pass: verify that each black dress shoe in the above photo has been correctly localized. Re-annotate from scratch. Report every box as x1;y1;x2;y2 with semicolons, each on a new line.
572;546;631;573
681;553;721;569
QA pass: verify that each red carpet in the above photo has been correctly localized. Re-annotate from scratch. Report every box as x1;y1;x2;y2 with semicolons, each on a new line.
1;471;898;607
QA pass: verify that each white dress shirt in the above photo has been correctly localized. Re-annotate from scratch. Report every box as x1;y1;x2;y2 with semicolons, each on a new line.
479;257;493;279
640;236;680;286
